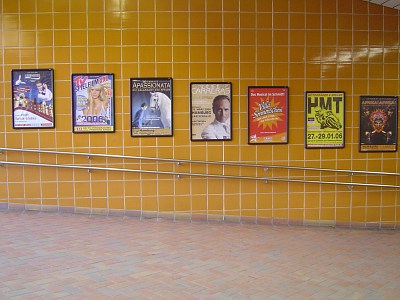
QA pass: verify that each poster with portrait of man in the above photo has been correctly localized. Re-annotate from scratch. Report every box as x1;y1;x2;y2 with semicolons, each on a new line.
359;96;398;152
190;82;232;141
130;78;173;137
12;69;55;129
72;73;115;133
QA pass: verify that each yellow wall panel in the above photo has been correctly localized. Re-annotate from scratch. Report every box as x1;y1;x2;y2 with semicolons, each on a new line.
0;0;399;227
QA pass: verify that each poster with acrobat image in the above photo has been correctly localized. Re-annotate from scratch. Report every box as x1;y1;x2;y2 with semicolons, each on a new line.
12;69;55;129
359;95;398;152
72;73;115;133
130;78;173;137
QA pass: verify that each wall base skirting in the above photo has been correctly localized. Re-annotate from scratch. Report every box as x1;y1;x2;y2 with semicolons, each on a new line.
0;203;397;230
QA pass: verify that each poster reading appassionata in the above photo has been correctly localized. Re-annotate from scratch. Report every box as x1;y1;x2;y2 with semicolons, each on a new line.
130;78;173;137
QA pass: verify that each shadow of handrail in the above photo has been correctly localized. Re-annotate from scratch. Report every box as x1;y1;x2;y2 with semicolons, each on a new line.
0;147;399;189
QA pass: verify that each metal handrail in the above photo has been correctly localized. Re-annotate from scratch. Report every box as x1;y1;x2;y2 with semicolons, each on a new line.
1;160;399;189
1;147;399;177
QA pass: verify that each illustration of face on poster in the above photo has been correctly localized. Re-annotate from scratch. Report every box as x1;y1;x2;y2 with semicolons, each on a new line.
190;82;232;141
12;69;54;129
72;74;115;133
305;92;345;149
130;78;173;137
359;96;398;152
248;86;288;144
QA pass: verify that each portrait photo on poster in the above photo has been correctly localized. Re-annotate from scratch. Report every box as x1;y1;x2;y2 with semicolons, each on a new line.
359;95;398;152
11;68;55;129
71;73;115;133
190;82;232;141
248;86;288;144
130;78;173;137
305;91;345;149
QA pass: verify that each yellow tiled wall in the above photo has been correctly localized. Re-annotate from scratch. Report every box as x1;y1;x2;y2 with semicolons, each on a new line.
0;0;399;227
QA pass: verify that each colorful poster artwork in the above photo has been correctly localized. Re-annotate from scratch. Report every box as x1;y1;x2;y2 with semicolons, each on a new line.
130;78;173;137
305;92;345;148
72;73;115;133
248;86;288;144
359;96;398;152
190;82;232;141
12;69;55;129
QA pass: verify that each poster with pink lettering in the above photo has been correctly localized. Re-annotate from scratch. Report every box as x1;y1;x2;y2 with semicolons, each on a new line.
72;73;115;133
248;86;288;144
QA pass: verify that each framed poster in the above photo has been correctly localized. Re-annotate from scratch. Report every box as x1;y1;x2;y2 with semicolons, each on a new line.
130;78;173;137
72;73;115;133
305;91;345;148
12;68;54;129
248;86;288;144
190;82;232;141
359;95;398;152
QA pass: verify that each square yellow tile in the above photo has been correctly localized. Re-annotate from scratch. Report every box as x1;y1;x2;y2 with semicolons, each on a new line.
124;180;141;197
106;180;124;197
225;195;240;211
172;12;188;28
141;196;158;211
20;15;36;31
8;183;25;199
54;0;69;12
366;207;381;222
173;46;189;62
189;12;206;28
141;180;158;196
20;48;36;65
54;13;70;29
158;196;174;211
381;206;395;222
191;194;207;211
173;196;189;212
20;0;36;12
125;196;142;211
71;47;88;63
207;195;223;212
54;47;70;63
155;12;172;27
37;14;53;30
188;62;205;78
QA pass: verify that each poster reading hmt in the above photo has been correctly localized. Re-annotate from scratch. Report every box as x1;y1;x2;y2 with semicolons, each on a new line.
305;91;345;148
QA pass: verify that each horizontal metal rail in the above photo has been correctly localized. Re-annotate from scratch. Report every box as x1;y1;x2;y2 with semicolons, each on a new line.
1;160;399;189
1;147;399;177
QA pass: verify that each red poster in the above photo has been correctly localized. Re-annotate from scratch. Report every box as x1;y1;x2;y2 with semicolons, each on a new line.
248;86;288;144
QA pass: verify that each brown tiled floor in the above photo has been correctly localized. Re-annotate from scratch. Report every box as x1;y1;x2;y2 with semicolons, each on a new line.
1;210;400;299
